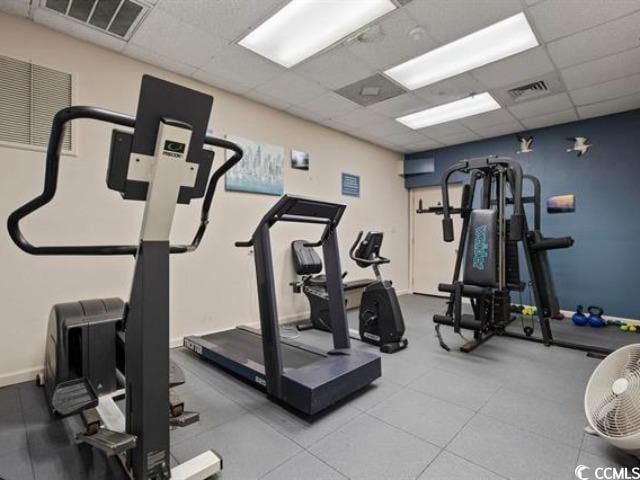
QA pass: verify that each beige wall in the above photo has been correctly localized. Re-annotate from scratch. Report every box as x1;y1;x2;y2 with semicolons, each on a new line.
0;13;409;386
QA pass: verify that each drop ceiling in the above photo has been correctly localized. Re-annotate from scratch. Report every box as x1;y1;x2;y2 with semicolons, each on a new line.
3;0;640;153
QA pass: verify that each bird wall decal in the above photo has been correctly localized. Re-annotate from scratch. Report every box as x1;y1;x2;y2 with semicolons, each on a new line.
517;135;534;154
566;137;592;156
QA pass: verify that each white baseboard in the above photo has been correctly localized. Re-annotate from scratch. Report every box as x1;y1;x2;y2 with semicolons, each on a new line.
0;366;43;388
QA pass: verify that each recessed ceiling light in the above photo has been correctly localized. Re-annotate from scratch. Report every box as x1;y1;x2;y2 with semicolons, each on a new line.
396;93;501;129
238;0;396;68
385;13;538;90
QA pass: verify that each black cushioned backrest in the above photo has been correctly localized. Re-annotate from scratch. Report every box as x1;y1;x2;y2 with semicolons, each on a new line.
291;240;323;275
463;210;498;287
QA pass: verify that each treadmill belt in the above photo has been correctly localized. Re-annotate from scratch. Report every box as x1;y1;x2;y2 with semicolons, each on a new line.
200;329;323;369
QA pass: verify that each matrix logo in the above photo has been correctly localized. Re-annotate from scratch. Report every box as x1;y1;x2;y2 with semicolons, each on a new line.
576;465;640;480
163;140;186;157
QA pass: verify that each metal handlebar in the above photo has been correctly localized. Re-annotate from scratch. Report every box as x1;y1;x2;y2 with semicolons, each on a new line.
440;156;525;242
7;106;243;256
348;231;390;266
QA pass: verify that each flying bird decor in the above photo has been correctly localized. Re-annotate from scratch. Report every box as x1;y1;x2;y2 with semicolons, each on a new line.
566;137;591;157
517;135;534;154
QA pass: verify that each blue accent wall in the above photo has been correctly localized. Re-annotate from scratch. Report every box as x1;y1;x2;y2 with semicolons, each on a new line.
405;109;640;319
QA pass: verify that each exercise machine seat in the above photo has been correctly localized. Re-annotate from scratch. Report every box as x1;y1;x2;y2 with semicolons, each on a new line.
292;240;323;275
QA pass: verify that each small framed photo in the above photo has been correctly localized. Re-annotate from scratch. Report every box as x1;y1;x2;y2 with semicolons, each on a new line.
546;194;575;214
291;149;309;170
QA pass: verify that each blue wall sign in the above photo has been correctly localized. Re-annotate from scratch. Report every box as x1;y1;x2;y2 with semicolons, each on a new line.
342;173;360;197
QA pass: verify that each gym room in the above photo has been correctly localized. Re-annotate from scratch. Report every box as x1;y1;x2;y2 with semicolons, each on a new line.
0;0;639;479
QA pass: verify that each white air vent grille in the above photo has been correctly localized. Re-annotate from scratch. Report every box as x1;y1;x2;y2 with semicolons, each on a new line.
0;55;72;151
43;0;146;39
507;80;549;101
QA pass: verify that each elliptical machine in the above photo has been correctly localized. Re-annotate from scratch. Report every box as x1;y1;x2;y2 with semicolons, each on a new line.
292;231;407;353
7;75;243;479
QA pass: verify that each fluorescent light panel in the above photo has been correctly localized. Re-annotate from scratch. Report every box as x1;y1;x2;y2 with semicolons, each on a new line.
238;0;396;68
397;93;501;130
386;13;538;90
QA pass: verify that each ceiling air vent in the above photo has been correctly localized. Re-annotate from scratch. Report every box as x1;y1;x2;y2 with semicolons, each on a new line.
507;80;549;102
491;72;566;107
43;0;147;39
335;74;406;106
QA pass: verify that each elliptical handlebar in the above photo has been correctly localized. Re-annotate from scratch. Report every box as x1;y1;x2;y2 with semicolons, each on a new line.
7;106;243;256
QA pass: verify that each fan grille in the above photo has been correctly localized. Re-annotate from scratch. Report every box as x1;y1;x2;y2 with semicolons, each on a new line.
586;346;640;438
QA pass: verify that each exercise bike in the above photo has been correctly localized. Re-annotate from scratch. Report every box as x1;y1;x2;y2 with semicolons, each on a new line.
293;231;408;353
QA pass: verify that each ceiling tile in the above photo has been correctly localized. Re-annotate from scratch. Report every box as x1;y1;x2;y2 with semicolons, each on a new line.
368;92;428;117
474;122;523;138
387;130;429;146
508;93;574;119
439;130;482;146
418;121;472;138
298;92;359;119
547;11;640;68
404;138;444;152
243;89;293;110
346;9;437;70
319;119;362;136
293;46;376;90
0;0;30;17
414;73;487;105
365;119;412;137
123;44;197;77
192;68;254;95
570;73;640;107
459;109;519;130
561;47;640;90
285;105;326;123
528;0;640;42
520;109;578;130
471;47;555;89
406;0;522;44
130;8;228;68
331;108;389;129
577;92;640;120
197;44;283;89
157;0;286;41
33;8;126;52
253;72;327;104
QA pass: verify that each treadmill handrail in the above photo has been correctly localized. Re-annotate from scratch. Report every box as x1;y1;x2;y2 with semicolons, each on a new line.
7;106;243;256
235;195;346;249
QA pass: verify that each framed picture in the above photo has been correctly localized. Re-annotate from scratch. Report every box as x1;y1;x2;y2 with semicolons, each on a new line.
342;173;360;197
546;194;575;214
291;149;309;170
225;135;284;196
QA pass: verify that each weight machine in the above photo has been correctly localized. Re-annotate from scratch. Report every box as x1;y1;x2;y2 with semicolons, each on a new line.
418;156;611;355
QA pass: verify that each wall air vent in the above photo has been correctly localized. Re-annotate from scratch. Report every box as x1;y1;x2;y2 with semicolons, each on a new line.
42;0;147;39
507;80;549;102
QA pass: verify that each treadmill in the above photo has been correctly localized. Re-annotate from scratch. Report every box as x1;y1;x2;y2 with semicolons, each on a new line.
184;195;381;415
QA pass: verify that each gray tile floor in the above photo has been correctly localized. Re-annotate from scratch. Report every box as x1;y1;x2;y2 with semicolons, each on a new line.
1;295;637;480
